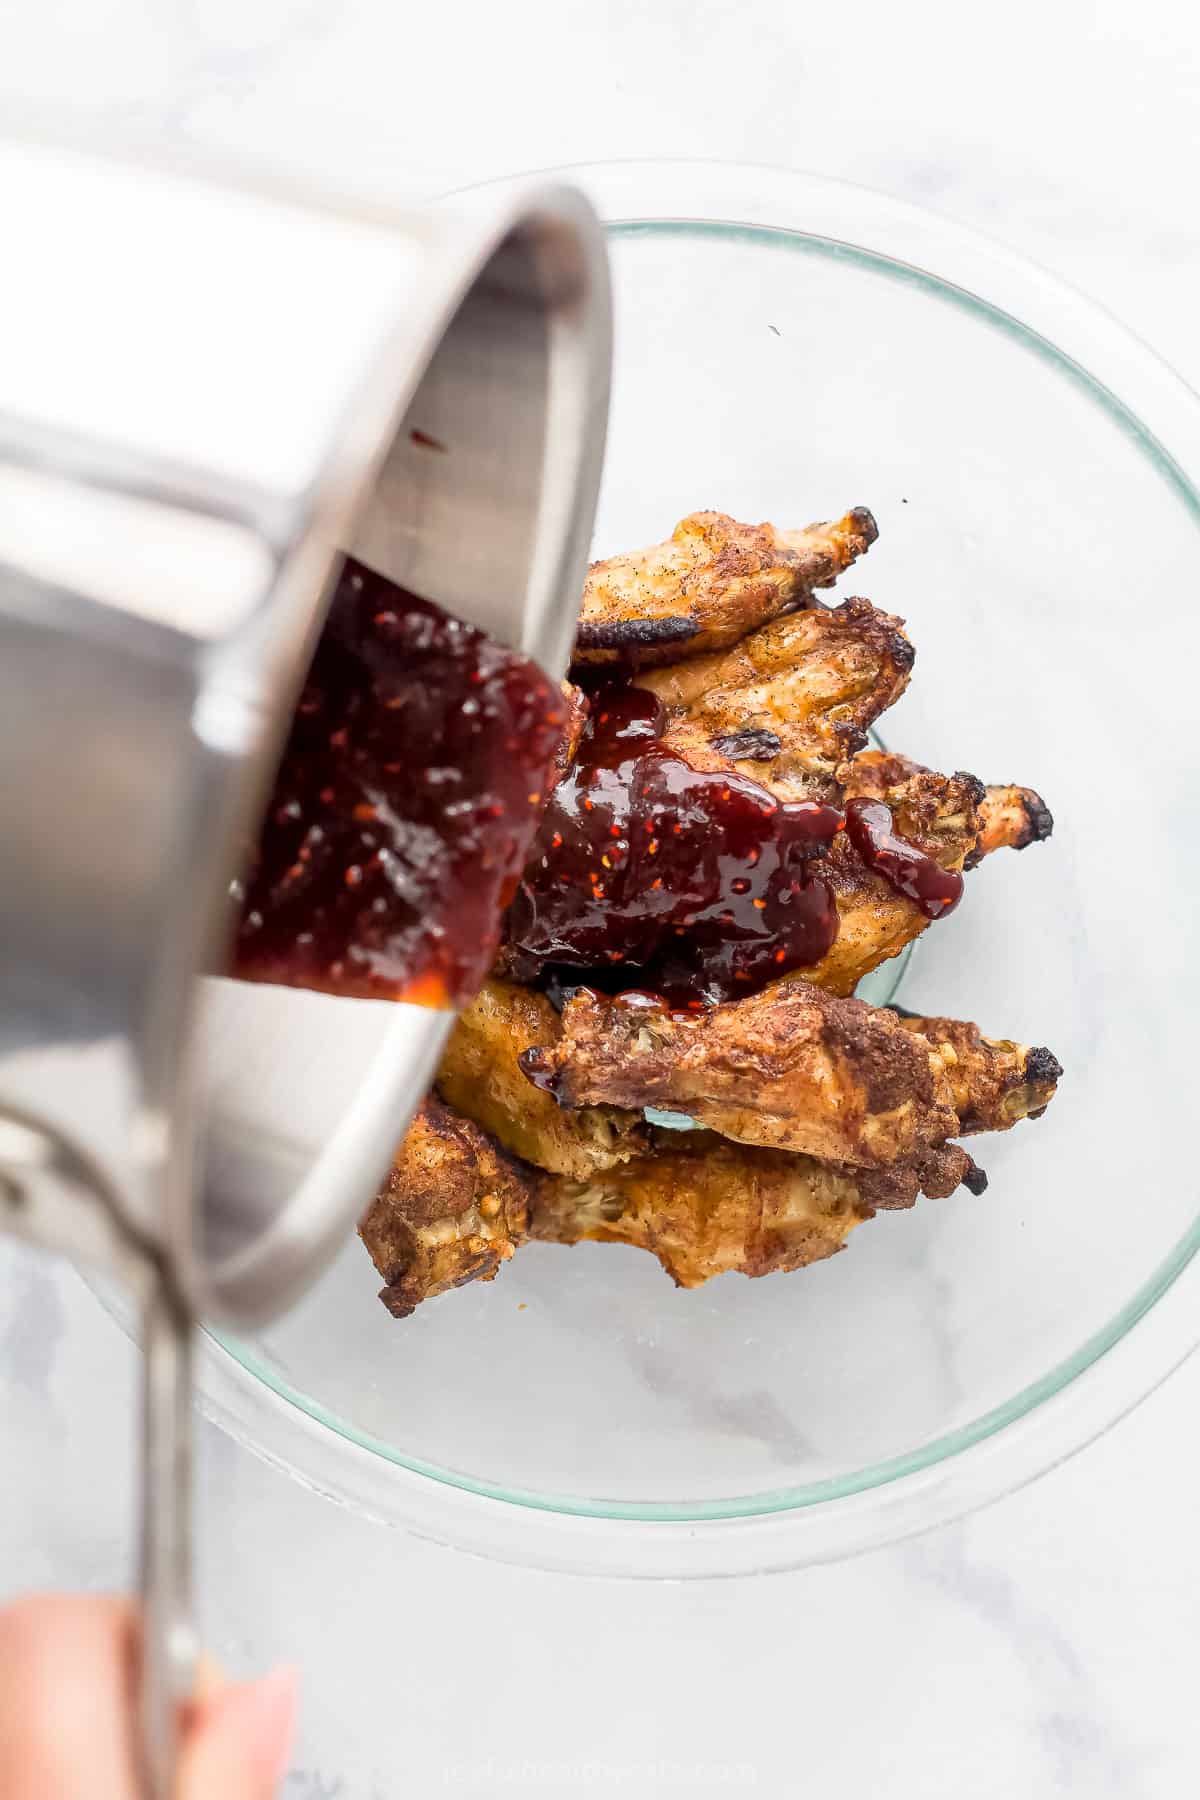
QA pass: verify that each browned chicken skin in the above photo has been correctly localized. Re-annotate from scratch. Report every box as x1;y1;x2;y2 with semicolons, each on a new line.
529;1129;994;1288
435;978;647;1179
360;987;1058;1312
845;753;1052;867
798;751;1055;998
530;1132;871;1286
574;508;878;667
640;596;914;802
360;1099;530;1317
520;982;1059;1167
360;1107;988;1301
801;753;987;996
968;782;1055;867
892;1010;1062;1132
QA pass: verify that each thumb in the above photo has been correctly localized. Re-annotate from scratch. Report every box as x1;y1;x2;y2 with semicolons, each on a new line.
178;1665;298;1799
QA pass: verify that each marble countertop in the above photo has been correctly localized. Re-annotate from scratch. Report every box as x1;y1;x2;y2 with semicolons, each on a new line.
1;2;1198;1794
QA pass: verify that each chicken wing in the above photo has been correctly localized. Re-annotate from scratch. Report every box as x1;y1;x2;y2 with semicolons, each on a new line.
360;1098;993;1309
801;753;1053;995
967;782;1055;866
573;508;878;668
529;1130;984;1288
358;497;1061;1319
841;749;983;828
359;1098;530;1318
792;756;987;996
519;981;1060;1166
892;1010;1062;1132
435;978;648;1178
639;597;914;802
530;1133;866;1286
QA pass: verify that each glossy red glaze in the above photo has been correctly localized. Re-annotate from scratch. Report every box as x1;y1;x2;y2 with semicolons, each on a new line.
234;557;562;1009
844;796;964;919
506;684;842;1004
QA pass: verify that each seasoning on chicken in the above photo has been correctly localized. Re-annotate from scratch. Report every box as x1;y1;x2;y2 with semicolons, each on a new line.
967;782;1055;867
573;508;878;667
434;978;648;1179
358;1103;990;1308
518;980;1060;1167
359;1098;531;1317
794;751;1052;996
639;596;914;802
794;756;983;996
528;1129;985;1289
890;1009;1062;1132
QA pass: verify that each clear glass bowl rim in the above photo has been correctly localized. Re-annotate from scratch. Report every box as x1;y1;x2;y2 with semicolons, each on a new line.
187;160;1200;1576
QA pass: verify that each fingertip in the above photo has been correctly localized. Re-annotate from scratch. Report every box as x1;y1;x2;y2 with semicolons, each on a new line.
181;1664;298;1798
191;1651;228;1708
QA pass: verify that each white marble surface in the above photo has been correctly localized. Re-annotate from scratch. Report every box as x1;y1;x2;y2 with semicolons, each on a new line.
2;2;1199;1794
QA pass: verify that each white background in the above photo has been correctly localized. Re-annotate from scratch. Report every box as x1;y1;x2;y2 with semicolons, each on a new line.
1;2;1198;1794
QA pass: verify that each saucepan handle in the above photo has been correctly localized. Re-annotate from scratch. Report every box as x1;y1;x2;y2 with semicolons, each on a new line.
139;1274;198;1800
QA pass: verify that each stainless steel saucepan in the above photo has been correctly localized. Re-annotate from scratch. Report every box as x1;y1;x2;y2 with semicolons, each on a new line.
0;134;610;1795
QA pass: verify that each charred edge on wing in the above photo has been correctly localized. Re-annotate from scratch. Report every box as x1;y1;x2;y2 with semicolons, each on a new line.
890;631;916;674
805;506;879;590
712;727;784;761
966;785;1056;868
1024;1045;1063;1087
1019;790;1055;846
827;598;915;674
962;1157;989;1196
848;506;879;550
574;614;700;651
953;770;988;811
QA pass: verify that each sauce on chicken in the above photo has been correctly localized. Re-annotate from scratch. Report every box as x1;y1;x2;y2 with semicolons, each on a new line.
506;684;843;1006
235;557;964;1018
844;796;963;919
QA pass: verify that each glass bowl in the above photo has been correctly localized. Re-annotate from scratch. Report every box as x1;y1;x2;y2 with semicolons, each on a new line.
182;162;1200;1574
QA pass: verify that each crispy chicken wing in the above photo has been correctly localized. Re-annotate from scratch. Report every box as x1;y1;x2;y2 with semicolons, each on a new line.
892;1010;1062;1132
360;498;1061;1319
359;1098;530;1317
529;1130;985;1288
967;782;1055;867
521;981;955;1165
840;753;1054;867
530;1132;867;1286
639;597;914;802
841;749;984;828
550;681;1048;1011
520;981;1060;1166
796;756;987;996
573;508;878;668
798;753;1053;996
360;1102;990;1309
435;978;647;1179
